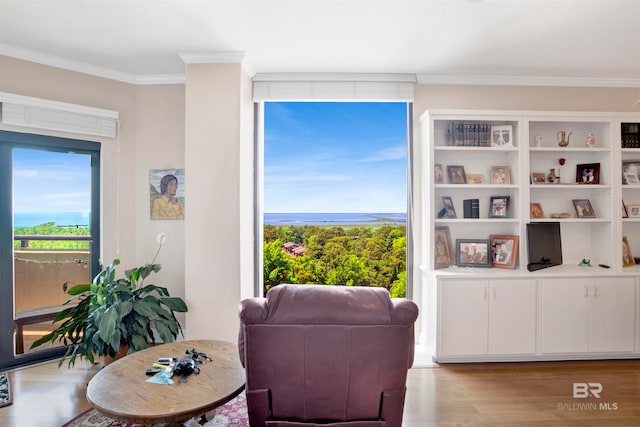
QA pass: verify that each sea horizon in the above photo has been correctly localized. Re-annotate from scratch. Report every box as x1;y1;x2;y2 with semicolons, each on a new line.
264;212;406;226
13;211;407;228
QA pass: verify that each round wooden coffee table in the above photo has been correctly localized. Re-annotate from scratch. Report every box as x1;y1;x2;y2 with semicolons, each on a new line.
86;339;245;426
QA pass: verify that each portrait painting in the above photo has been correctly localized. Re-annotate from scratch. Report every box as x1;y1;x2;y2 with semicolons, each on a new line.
150;169;185;220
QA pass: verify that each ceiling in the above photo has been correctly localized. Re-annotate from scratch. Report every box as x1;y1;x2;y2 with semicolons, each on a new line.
1;0;640;86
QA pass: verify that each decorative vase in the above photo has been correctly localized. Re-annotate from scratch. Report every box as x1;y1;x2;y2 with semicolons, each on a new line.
557;131;572;147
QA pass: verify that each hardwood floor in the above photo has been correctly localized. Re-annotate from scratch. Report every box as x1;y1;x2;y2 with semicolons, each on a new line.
1;358;640;426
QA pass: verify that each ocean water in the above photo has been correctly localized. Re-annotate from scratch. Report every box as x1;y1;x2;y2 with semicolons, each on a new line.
13;212;406;227
14;212;90;227
264;212;406;226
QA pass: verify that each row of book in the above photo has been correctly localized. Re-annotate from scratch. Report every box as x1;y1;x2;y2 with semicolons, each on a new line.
447;121;491;147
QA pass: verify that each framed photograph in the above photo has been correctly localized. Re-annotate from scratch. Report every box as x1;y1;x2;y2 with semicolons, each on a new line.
434;164;444;184
447;165;467;184
531;172;546;184
490;125;513;148
576;163;600;184
627;204;640;218
490;235;519;269
624;172;639;185
491;166;510;184
438;196;457;218
434;226;454;269
530;203;544;218
622;160;640;184
456;239;491;267
150;169;185;220
622;200;628;218
623;236;635;267
489;196;510;218
466;174;484;184
572;199;596;218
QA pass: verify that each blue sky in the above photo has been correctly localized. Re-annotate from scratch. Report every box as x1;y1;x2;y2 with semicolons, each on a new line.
264;102;408;213
13;102;408;215
13;148;91;213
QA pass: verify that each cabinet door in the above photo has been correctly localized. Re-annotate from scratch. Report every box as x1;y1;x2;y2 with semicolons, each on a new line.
541;279;589;353
439;280;488;356
488;279;536;355
588;278;636;352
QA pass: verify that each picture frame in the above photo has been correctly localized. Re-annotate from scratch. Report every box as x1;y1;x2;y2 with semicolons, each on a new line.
466;174;484;184
447;165;467;184
622;200;628;218
438;196;457;218
623;172;639;185
456;239;491;268
150;168;186;220
530;203;544;218
627;204;640;218
622;160;640;184
489;196;510;218
490;125;513;148
434;226;454;269
572;199;596;218
623;236;635;267
531;172;546;184
576;163;600;184
491;165;510;184
434;164;445;184
490;235;519;269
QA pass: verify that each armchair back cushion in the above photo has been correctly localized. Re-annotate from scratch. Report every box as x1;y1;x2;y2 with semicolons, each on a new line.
238;284;419;427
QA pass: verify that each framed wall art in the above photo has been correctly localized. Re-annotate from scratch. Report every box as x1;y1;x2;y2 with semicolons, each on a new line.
456;239;491;268
490;234;519;269
434;226;454;269
576;163;600;184
150;169;185;220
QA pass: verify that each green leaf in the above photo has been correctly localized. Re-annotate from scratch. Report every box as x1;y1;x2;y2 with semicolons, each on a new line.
154;319;175;343
161;297;188;312
132;300;158;318
98;307;119;343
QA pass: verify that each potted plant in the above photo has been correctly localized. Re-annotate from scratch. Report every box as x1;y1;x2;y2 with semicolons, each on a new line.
31;233;188;367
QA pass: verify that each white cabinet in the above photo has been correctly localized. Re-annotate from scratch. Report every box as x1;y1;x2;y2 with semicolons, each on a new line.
438;279;536;360
541;278;636;354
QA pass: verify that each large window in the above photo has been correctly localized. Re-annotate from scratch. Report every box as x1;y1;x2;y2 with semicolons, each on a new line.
0;131;100;369
261;102;411;296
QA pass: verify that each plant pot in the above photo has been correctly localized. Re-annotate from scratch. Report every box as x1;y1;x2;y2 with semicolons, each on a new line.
103;343;129;365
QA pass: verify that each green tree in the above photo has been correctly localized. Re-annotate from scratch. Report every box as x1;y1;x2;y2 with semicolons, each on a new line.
263;239;293;291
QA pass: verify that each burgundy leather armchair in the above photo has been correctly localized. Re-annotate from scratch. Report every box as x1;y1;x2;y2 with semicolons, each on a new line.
238;284;419;427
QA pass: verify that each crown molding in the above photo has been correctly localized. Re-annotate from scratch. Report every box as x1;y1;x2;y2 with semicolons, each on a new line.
253;73;417;83
416;73;640;88
179;51;246;64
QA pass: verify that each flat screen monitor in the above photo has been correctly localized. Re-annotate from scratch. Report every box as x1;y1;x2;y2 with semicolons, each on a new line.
526;222;562;271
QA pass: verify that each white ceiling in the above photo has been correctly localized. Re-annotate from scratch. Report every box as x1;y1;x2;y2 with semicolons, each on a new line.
1;0;640;86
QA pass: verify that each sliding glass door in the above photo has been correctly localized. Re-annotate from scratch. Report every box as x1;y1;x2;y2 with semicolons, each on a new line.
0;131;100;369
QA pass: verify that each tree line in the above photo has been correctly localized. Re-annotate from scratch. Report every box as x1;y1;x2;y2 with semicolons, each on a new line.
263;224;406;297
13;222;90;250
